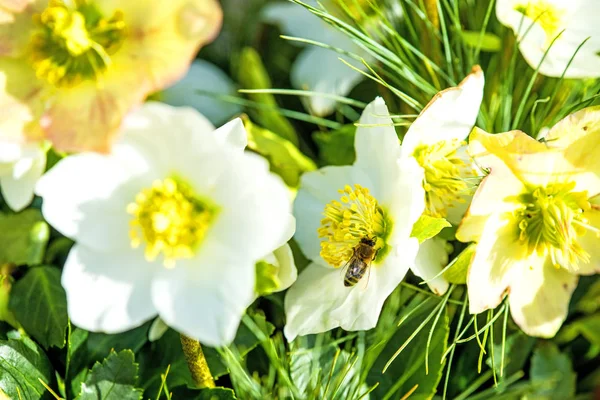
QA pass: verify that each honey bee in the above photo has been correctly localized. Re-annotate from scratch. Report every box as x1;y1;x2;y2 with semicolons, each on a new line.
343;237;377;287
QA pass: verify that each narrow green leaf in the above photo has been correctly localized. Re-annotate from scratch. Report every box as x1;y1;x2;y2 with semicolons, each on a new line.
78;350;143;400
410;215;451;244
0;210;49;266
443;244;476;285
9;266;67;349
244;118;316;187
530;342;576;400
461;31;501;52
237;47;298;146
0;337;55;400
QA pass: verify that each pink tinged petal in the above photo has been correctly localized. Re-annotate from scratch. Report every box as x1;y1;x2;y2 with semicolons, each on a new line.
508;257;577;338
412;238;450;296
35;152;151;252
0;146;45;211
0;0;42;57
467;214;528;314
62;245;157;333
576;207;600;275
293;166;372;265
402;66;485;157
151;251;255;347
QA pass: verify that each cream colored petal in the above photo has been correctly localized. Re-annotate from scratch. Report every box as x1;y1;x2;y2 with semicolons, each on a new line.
0;145;45;212
272;243;298;292
576;207;600;276
467;214;527;314
402;66;484;157
509;256;577;338
412;238;450;295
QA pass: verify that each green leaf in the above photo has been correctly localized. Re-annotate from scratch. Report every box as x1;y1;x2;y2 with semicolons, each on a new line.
170;387;237;399
78;350;143;400
0;210;49;266
367;296;449;399
443;244;476;284
410;215;451;244
237;47;298;146
0;337;56;400
489;331;536;381
9;266;67;349
244;118;316;187
558;314;600;347
313;124;356;166
461;31;502;52
530;342;576;400
574;278;600;314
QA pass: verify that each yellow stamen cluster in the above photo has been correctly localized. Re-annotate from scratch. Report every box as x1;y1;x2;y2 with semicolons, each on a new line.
29;0;127;87
127;177;218;268
414;140;477;218
515;0;564;42
318;184;387;268
516;181;594;270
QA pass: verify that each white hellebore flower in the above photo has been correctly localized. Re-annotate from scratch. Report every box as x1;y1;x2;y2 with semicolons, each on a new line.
0;140;47;212
36;102;291;347
263;0;379;116
401;66;485;296
496;0;600;78
285;97;425;341
159;60;242;126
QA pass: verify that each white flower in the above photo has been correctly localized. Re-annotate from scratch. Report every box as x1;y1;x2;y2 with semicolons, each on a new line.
35;102;291;347
284;97;425;341
0;141;46;212
263;0;378;116
496;0;600;78
159;60;242;126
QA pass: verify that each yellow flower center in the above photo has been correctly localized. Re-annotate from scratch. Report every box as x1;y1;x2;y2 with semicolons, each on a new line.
515;182;595;269
515;0;564;42
29;0;127;88
318;184;390;268
127;177;219;268
413;140;477;219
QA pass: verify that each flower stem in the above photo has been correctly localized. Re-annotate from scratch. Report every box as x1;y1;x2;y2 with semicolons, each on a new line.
180;334;215;388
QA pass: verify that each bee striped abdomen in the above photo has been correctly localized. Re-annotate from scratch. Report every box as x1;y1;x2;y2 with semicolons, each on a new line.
344;259;368;287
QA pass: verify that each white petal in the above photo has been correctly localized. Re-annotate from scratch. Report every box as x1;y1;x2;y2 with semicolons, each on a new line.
160;60;241;126
35;153;145;251
1;149;45;212
412;238;450;295
273;243;297;292
575;208;600;276
151;251;255;347
509;258;577;338
262;1;335;45
467;214;527;314
212;117;247;151
285;239;417;341
148;317;169;342
291;46;366;116
62;245;156;333
402;66;484;157
354;97;403;202
293;166;372;264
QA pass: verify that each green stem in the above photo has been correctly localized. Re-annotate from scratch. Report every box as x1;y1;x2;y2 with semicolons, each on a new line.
180;334;215;388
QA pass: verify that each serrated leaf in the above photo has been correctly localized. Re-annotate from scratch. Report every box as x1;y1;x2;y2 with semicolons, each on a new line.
461;31;502;52
410;215;451;244
244;118;316;187
0;337;55;400
443;244;476;284
530;342;576;400
367;297;449;399
9;266;67;349
78;350;142;400
313;124;356;166
237;47;298;146
0;210;49;265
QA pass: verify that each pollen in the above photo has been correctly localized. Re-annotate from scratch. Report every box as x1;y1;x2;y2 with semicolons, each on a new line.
515;0;564;43
413;140;477;219
318;184;389;268
127;177;218;268
515;181;594;270
29;0;127;88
